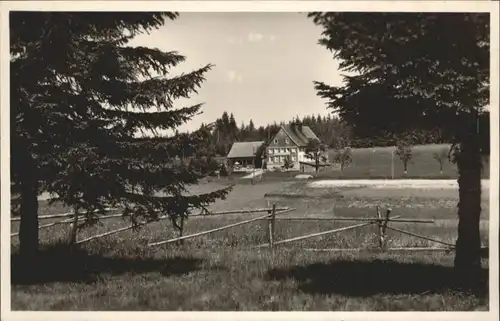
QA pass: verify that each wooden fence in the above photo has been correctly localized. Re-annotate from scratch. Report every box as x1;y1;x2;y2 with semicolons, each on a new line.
146;205;455;252
250;206;456;252
11;203;457;253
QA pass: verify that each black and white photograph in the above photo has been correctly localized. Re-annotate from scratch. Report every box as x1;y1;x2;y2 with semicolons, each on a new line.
1;0;498;318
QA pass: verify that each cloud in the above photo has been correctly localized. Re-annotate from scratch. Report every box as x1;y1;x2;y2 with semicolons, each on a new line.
227;37;243;45
247;32;277;43
247;32;264;43
227;32;277;46
226;70;243;83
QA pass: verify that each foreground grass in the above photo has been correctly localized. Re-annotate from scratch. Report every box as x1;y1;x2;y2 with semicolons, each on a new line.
11;241;489;311
11;197;489;311
11;179;490;311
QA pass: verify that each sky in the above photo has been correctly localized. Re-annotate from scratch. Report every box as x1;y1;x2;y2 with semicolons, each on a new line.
129;12;345;133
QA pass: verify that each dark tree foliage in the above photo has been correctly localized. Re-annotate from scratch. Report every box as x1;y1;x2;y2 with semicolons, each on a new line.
10;12;231;260
253;143;268;169
309;12;489;276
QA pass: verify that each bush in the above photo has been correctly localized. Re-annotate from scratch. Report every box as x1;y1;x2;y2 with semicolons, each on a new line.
432;147;450;174
333;147;353;172
283;156;294;170
395;142;413;174
219;163;229;177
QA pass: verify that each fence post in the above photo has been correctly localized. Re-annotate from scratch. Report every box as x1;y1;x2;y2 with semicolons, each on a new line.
268;204;276;251
376;206;383;250
178;215;185;246
272;204;276;242
264;200;270;238
391;148;395;179
381;208;391;250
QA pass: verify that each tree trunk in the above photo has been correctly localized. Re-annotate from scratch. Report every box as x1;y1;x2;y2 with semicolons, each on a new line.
18;152;39;263
454;124;482;284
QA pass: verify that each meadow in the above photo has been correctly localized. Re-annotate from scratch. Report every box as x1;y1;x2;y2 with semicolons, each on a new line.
10;174;490;311
323;143;491;179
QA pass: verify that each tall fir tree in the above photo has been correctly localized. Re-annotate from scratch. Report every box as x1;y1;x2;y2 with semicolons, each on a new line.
309;12;489;278
10;12;231;262
229;113;238;138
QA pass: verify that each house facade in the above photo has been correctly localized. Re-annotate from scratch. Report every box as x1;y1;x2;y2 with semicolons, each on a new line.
266;122;323;170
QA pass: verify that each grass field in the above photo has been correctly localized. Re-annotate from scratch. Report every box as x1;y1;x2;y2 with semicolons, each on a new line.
11;179;490;311
322;143;490;179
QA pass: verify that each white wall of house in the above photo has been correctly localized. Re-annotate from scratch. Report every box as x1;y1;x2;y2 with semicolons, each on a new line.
266;146;305;170
297;149;306;163
264;125;324;171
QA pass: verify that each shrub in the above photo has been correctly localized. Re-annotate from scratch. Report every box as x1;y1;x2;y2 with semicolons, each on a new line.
395;142;413;174
432;146;450;174
333;147;353;173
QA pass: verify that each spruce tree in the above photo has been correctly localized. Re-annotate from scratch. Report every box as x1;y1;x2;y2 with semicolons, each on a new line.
309;12;489;277
10;12;231;262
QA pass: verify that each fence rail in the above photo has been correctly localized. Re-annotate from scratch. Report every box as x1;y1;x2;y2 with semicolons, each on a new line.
10;206;295;243
10;206;292;223
272;217;433;223
10;207;122;221
11;202;458;253
148;207;295;247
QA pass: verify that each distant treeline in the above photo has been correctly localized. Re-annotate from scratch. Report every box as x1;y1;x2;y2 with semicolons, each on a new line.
200;111;490;156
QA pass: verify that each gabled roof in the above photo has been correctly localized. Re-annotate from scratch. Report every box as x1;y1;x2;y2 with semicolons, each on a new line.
280;124;320;147
227;141;264;158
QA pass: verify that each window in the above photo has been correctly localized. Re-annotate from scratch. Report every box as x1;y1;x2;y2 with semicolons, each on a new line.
286;148;290;153
274;139;278;144
268;149;273;154
285;138;289;144
292;155;296;161
271;156;275;163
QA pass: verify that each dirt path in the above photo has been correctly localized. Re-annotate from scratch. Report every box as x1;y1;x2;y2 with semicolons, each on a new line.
308;179;490;201
309;179;490;190
241;169;264;179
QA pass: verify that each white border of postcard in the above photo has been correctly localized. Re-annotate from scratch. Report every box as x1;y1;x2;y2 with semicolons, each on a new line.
1;1;499;321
